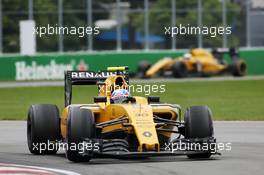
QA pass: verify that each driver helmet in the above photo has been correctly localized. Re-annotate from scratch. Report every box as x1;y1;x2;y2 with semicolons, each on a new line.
111;89;130;104
183;53;192;59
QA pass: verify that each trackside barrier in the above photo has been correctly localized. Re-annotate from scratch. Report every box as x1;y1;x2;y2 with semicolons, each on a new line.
0;49;263;81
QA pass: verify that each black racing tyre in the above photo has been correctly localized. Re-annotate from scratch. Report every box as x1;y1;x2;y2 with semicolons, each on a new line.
172;62;188;78
66;107;96;162
184;106;214;159
137;60;151;78
27;104;61;155
231;60;247;76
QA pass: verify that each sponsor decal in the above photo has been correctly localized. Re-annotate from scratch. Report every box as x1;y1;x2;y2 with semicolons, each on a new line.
77;60;88;71
15;59;88;80
135;113;149;117
71;71;116;79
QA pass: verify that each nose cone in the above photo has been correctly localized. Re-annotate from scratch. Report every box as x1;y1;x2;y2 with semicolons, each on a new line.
125;104;159;151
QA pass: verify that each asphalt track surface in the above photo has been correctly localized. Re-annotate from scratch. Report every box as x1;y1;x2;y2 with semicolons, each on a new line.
0;121;263;175
0;75;264;88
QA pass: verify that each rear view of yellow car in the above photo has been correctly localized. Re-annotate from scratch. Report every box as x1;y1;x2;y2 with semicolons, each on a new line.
138;48;246;78
27;67;219;162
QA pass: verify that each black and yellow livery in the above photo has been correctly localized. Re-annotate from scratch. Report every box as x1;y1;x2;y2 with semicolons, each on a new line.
27;66;218;162
138;48;247;78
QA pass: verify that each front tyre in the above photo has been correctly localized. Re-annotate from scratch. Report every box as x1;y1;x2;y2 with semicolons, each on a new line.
66;107;96;162
27;104;61;155
172;62;188;78
184;106;214;159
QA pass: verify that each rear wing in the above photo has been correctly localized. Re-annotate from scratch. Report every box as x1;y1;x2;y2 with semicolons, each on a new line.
64;67;129;107
212;48;240;62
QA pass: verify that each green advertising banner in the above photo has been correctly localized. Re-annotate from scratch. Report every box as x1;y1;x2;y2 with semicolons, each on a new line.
0;49;263;81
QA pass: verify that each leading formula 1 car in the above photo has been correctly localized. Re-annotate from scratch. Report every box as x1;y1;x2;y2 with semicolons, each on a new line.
138;48;246;78
27;67;219;162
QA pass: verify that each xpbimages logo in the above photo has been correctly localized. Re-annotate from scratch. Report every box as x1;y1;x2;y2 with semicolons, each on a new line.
164;141;232;153
164;24;232;38
97;80;166;96
33;24;100;37
31;140;100;154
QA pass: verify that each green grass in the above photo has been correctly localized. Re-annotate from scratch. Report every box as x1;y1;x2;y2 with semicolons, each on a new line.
0;79;263;120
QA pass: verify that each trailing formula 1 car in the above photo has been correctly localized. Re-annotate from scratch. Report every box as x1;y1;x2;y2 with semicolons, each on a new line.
27;66;219;162
137;48;247;78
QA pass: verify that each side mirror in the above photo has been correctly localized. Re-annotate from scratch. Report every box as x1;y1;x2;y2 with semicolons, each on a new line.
148;96;160;103
94;96;107;103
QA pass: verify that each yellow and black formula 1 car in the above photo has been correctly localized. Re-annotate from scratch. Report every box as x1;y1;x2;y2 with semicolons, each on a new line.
137;48;246;78
27;67;219;162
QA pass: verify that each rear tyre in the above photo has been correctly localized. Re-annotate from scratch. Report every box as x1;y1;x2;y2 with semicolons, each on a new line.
66;107;96;162
137;60;151;78
231;60;247;76
172;62;188;78
184;106;214;159
27;104;61;155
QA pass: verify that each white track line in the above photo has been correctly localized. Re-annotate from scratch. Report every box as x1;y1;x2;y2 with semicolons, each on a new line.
0;163;81;175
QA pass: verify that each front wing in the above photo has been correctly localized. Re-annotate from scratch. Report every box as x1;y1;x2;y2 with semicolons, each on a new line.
78;137;220;159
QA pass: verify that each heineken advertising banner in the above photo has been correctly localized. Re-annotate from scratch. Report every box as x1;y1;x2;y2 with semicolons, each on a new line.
0;49;264;81
15;59;87;80
0;51;183;81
